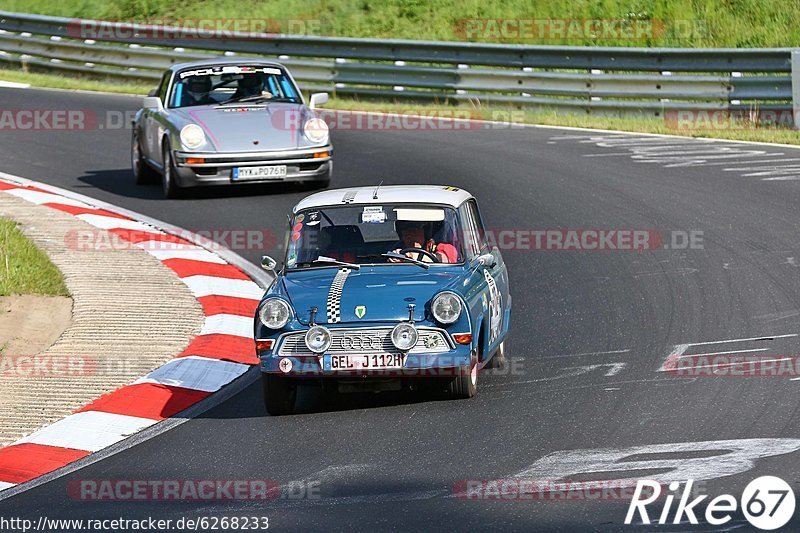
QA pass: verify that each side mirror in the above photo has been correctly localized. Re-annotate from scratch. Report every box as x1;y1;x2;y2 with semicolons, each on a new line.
261;255;277;271
143;96;163;111
474;253;496;269
309;92;329;109
147;88;158;97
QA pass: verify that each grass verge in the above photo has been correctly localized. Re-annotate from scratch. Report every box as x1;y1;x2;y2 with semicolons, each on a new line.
1;67;798;146
0;218;69;297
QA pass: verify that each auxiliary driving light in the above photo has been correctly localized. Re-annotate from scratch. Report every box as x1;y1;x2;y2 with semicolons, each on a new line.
391;323;418;352
305;325;332;353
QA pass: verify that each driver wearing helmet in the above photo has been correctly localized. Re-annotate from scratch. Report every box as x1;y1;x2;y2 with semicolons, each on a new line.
233;73;267;99
183;75;215;106
389;220;458;263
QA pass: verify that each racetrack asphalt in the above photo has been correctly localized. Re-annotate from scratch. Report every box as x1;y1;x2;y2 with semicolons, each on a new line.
1;87;800;530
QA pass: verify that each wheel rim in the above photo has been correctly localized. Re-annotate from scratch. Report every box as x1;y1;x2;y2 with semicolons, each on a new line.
162;149;171;194
499;341;505;357
470;359;478;387
131;136;140;174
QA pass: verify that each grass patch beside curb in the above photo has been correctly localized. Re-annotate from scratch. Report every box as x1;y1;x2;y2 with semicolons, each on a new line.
0;218;69;296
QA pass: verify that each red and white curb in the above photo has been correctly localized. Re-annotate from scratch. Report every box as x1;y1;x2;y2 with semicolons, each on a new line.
0;175;267;494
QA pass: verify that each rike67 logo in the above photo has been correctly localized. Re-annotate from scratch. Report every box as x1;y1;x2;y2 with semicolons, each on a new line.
626;476;795;530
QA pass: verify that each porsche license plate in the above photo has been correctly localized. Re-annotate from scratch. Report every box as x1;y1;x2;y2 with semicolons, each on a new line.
324;354;404;371
232;165;287;181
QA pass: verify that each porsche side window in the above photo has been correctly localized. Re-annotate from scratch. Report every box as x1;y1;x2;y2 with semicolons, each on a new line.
157;71;170;103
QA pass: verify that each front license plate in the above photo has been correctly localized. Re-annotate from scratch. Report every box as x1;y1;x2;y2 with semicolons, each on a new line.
323;354;404;371
232;165;287;181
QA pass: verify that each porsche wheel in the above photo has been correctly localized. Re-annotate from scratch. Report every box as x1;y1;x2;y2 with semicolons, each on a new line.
262;374;297;416
161;143;182;199
132;131;157;184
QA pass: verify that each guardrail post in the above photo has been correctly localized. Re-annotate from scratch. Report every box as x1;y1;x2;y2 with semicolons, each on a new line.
793;50;800;129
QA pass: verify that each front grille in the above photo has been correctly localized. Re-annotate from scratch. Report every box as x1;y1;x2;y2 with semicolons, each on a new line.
277;327;453;356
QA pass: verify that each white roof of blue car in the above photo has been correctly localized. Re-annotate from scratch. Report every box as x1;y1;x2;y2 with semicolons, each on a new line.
293;185;474;212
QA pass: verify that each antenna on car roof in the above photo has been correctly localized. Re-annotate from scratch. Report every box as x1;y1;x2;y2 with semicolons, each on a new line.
372;180;384;200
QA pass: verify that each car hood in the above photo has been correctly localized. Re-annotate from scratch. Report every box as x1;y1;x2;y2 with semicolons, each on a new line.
170;103;314;152
281;266;463;325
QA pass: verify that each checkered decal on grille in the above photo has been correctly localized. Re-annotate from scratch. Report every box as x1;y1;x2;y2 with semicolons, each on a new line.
326;268;351;323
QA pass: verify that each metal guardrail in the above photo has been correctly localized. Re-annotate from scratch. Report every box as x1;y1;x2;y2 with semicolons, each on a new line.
0;10;796;118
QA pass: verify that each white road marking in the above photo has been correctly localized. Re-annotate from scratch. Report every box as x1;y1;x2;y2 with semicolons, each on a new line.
14;411;157;452
76;213;161;233
199;313;253;338
5;188;92;207
0;80;30;88
181;275;264;300
0;482;15;492
552;132;800;180
674;348;769;359
510;439;800;490
135;356;249;392
508;362;628;384
541;349;630;359
137;245;229;264
658;334;798;371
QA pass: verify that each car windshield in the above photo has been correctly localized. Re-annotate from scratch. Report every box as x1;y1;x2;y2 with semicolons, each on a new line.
285;204;465;269
169;65;301;108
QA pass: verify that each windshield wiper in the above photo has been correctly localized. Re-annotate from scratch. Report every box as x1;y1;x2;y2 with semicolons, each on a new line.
381;252;430;269
298;257;361;270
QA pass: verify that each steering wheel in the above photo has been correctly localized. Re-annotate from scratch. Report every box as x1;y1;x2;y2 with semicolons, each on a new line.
399;247;440;263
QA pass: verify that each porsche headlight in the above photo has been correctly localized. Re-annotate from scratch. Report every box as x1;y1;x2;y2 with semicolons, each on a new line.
391;323;418;352
431;292;462;325
305;325;332;353
259;298;291;329
303;117;329;144
180;124;206;150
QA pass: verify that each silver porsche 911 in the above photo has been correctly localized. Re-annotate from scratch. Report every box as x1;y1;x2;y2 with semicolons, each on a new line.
131;59;332;198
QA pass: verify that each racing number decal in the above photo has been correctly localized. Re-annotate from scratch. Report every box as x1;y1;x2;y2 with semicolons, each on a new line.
484;269;502;344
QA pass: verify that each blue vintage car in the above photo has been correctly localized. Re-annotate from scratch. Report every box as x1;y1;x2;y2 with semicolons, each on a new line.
255;185;511;415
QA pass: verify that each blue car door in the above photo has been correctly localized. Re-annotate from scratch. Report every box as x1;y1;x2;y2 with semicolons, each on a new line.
459;199;510;355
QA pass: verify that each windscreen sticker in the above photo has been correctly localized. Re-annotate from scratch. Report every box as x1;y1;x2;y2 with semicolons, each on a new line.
362;206;386;224
286;253;297;267
306;211;321;226
179;66;282;78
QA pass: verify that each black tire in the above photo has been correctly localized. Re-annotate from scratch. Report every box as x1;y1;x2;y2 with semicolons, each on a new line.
131;131;158;184
161;143;183;199
262;374;297;416
447;351;478;399
486;340;506;369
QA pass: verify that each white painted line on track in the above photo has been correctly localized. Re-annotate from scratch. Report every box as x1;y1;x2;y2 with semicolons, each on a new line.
199;313;253;338
674;348;770;359
135;356;250;392
139;245;228;264
0;80;30;89
540;349;630;359
15;412;157;453
5;188;92;207
182;275;264;300
76;213;161;232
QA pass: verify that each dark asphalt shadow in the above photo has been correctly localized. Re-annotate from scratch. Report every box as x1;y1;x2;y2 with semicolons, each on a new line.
77;168;325;200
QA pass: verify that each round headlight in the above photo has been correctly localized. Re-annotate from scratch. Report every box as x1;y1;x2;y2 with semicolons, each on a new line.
391;323;418;352
303;117;329;144
432;292;462;324
305;325;332;353
259;298;291;329
180;124;206;150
